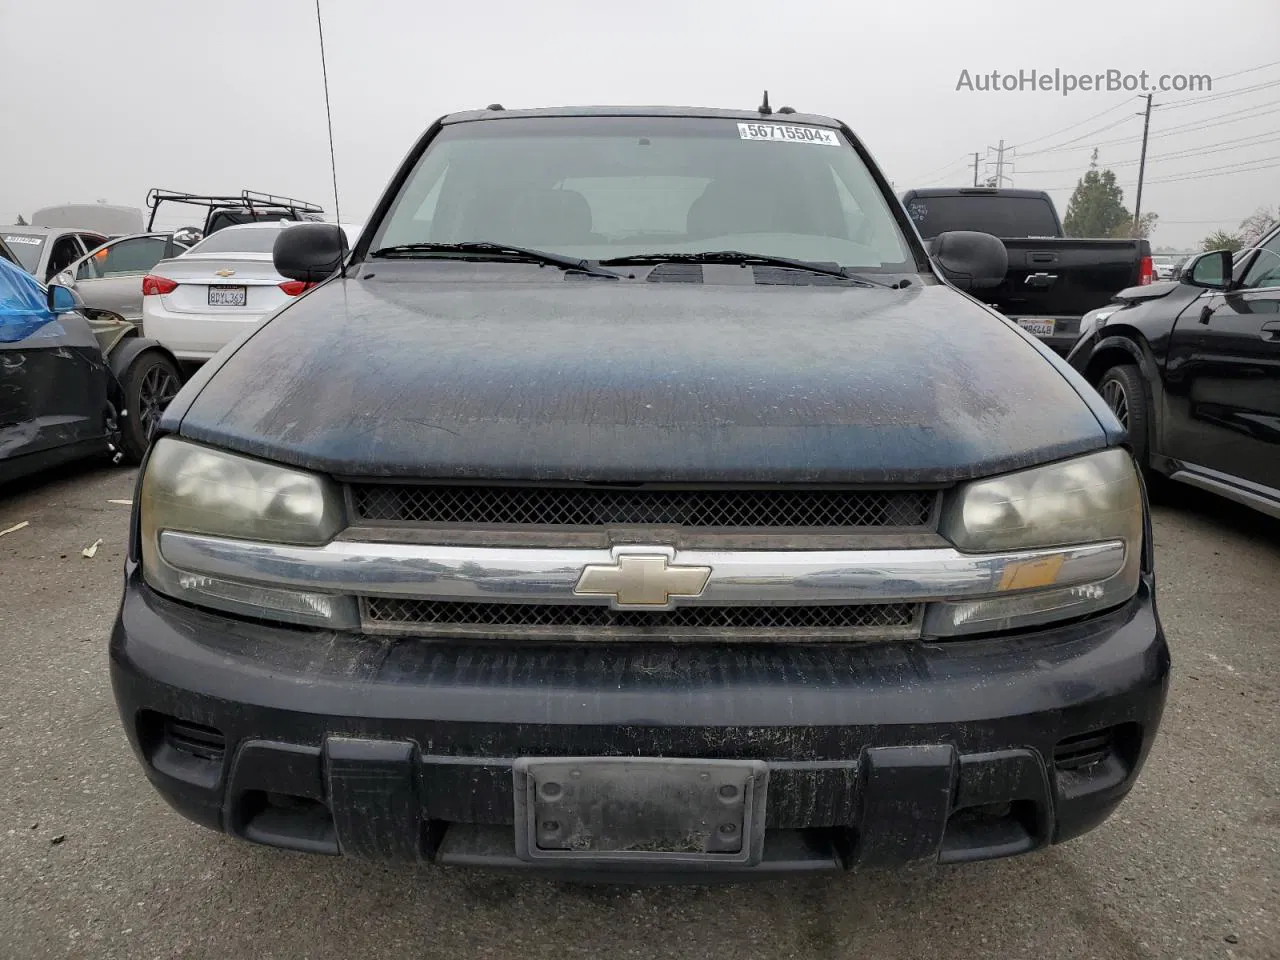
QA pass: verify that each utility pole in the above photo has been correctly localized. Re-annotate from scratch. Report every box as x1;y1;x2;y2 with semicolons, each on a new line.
985;140;1014;187
972;152;981;187
1132;94;1154;236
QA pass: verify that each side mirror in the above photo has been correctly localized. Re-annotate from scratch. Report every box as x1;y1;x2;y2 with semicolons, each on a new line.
1182;250;1232;290
47;283;82;314
54;270;76;288
930;230;1008;291
273;223;349;282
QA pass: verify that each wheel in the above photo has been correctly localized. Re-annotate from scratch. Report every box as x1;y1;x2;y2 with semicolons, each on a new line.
1097;364;1151;468
119;351;182;463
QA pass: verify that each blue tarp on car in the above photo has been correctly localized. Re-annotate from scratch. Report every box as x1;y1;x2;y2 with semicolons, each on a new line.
0;256;63;343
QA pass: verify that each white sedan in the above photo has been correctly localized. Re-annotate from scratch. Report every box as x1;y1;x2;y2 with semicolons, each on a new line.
142;222;360;363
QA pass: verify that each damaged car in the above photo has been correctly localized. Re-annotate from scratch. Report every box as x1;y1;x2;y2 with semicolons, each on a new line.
0;253;181;483
111;105;1169;879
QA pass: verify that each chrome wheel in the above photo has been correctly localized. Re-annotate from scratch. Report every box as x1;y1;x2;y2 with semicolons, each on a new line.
1101;377;1129;429
138;362;180;436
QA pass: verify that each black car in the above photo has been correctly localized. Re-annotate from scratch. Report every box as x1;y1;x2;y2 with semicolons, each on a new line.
1;247;182;482
110;105;1169;879
1068;224;1280;518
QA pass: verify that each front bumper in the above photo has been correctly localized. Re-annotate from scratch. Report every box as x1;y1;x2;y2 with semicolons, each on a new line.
110;571;1169;879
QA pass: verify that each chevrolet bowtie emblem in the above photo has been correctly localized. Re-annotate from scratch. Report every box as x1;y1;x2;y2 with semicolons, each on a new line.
574;549;712;609
214;269;235;277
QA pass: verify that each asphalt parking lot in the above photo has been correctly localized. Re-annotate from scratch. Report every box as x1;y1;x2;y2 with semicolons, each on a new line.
0;464;1275;960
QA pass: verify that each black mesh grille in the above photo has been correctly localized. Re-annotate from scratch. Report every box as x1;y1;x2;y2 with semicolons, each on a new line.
363;597;918;632
351;485;935;529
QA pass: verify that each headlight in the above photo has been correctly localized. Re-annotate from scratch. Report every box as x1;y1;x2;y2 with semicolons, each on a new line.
139;437;354;626
1081;306;1117;336
928;449;1143;636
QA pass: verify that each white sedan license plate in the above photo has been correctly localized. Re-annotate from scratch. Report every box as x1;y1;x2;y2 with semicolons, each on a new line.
1016;318;1055;338
208;285;247;307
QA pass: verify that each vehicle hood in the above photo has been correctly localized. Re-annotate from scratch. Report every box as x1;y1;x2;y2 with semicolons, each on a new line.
1114;279;1182;303
173;272;1110;483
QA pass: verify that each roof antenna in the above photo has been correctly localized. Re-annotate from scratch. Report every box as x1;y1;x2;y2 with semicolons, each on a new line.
758;90;772;116
313;0;341;226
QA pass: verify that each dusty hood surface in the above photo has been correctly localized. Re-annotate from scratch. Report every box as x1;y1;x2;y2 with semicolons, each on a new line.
173;270;1110;483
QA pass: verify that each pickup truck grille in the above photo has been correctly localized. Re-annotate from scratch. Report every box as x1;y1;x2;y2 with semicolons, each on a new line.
362;596;922;640
349;484;937;530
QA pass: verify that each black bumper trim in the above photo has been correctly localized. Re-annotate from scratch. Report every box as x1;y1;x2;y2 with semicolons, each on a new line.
111;575;1169;875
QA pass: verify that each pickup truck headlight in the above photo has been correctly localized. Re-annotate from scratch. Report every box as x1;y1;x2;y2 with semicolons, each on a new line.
929;449;1143;636
139;437;354;626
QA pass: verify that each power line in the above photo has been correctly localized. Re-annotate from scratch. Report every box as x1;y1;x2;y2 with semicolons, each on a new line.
1018;114;1137;156
903;153;973;184
1213;57;1280;82
1018;129;1280;174
1159;216;1257;224
1024;102;1280;156
1145;156;1280;185
1013;96;1138;149
1036;155;1280;191
1157;77;1280;111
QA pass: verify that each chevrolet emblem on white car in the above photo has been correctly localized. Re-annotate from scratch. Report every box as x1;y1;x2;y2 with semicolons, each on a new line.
573;548;712;609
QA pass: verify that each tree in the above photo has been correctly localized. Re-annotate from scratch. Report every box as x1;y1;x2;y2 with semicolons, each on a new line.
14;214;26;225
1238;206;1278;247
1201;230;1244;253
1107;212;1159;240
1063;150;1135;238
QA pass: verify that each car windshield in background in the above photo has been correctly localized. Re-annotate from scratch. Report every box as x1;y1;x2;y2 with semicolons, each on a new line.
372;116;914;272
2;233;46;275
185;226;285;255
905;195;1060;239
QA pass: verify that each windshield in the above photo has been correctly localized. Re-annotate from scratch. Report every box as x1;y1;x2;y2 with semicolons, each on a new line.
185;226;285;255
904;195;1060;239
2;233;45;275
372;116;914;272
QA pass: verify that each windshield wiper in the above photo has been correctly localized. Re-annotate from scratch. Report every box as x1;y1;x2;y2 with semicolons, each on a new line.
369;241;621;279
599;250;904;288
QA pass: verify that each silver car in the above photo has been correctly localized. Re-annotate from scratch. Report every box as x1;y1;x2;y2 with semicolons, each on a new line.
1;225;109;283
143;221;359;363
56;233;191;323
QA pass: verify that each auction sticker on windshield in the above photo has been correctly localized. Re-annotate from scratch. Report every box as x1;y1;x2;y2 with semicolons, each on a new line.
737;123;839;145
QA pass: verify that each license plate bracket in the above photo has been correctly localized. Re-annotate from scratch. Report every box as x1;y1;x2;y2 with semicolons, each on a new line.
512;757;769;865
208;285;247;307
1016;318;1056;338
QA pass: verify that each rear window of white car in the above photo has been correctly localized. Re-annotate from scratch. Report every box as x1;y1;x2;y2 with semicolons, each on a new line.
186;226;285;255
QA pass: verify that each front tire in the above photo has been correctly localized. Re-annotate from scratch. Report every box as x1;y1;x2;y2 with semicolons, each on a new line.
120;351;182;463
1097;363;1151;468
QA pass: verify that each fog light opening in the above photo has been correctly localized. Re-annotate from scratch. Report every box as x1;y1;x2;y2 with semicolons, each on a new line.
238;790;338;855
940;799;1041;863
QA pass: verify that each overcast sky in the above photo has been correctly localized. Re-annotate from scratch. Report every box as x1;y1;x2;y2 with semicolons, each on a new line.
2;0;1277;250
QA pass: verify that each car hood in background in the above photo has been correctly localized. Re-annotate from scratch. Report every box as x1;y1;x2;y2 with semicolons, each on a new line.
1114;279;1185;303
172;273;1110;484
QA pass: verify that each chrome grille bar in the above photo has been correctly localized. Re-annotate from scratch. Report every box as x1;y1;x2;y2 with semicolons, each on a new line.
158;532;1126;608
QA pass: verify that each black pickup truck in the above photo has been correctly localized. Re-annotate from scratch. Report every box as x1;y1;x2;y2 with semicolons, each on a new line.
901;188;1153;355
111;106;1168;879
